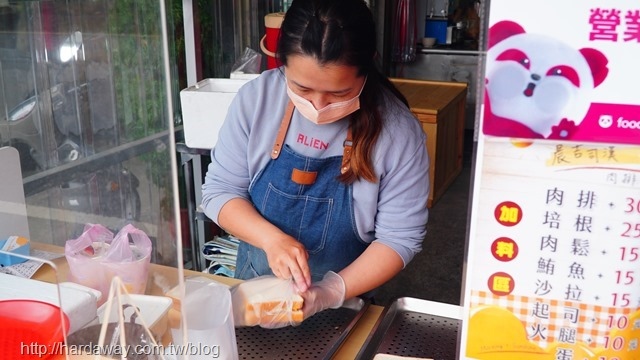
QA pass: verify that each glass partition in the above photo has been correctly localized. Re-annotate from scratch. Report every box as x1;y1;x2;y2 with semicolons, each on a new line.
0;0;181;267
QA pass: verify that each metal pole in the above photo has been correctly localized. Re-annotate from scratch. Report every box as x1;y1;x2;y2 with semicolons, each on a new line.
182;0;197;86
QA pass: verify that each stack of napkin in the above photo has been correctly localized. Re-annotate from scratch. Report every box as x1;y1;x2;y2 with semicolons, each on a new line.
202;234;240;277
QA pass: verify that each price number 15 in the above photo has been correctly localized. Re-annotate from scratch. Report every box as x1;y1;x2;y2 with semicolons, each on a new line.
620;247;639;262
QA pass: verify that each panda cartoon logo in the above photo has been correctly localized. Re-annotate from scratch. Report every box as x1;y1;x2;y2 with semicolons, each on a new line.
483;20;609;139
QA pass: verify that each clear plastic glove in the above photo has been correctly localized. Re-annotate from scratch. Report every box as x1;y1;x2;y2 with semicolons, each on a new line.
300;271;346;320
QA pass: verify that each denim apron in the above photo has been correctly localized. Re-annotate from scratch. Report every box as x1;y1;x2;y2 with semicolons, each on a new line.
235;101;368;282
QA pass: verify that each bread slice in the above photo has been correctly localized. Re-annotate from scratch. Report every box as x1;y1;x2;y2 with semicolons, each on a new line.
244;293;304;325
231;276;304;326
246;295;304;313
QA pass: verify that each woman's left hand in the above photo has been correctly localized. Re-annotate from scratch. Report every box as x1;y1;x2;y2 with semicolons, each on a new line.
300;271;346;320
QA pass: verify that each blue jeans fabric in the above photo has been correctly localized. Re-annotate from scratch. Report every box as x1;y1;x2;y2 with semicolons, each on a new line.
235;145;368;282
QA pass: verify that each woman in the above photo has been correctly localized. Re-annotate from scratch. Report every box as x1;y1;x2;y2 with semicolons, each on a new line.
201;0;429;321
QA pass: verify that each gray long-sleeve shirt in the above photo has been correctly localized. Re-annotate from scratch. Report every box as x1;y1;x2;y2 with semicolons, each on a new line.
201;69;430;266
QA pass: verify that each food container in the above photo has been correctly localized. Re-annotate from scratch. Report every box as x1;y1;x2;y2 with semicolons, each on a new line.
425;17;448;45
0;299;70;360
180;78;252;149
357;297;462;360
0;273;100;334
235;297;368;359
65;224;152;304
66;320;154;360
260;12;285;69
94;293;172;341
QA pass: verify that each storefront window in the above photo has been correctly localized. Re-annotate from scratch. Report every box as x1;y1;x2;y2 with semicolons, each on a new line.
0;0;181;266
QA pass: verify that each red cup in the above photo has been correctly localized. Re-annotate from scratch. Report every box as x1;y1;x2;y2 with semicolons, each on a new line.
260;12;285;70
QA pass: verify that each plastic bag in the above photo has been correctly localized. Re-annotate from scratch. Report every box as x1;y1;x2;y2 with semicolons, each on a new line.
230;47;262;75
169;277;238;360
230;275;303;328
65;223;152;304
65;276;164;359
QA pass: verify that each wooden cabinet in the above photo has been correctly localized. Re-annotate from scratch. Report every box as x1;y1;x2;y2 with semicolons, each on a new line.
391;78;467;208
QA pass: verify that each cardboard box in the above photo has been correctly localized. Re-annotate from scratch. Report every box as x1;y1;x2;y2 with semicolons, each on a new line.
180;78;254;150
391;78;468;208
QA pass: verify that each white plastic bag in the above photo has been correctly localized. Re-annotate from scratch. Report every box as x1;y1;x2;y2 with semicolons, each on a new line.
170;277;238;360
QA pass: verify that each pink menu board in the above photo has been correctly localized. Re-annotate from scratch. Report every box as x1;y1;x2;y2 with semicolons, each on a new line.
460;1;640;359
482;0;640;145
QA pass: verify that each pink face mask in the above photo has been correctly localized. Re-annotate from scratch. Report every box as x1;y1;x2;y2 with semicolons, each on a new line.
286;77;366;125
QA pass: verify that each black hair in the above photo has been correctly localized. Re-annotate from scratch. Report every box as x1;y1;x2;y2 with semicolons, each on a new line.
277;0;375;73
277;0;410;183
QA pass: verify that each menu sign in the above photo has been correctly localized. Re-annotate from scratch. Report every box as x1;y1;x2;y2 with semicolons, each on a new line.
461;140;640;359
460;1;640;359
482;0;640;145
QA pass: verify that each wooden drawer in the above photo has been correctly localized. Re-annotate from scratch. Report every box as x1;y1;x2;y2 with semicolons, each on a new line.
391;78;467;208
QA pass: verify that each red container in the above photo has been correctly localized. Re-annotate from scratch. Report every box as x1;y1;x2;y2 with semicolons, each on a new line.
260;12;285;70
0;299;70;359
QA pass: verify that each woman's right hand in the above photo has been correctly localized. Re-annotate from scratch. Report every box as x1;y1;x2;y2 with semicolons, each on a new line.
216;198;312;291
262;234;311;292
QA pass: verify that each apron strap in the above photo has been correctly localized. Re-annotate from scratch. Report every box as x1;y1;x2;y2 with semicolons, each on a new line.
272;100;353;175
271;101;295;159
341;128;352;175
